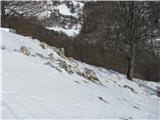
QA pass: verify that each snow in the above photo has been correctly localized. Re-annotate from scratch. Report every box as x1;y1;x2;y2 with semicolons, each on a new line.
55;1;84;18
46;24;81;36
0;28;160;119
57;4;76;16
0;28;9;32
5;1;84;20
37;11;52;20
45;1;84;37
156;38;160;41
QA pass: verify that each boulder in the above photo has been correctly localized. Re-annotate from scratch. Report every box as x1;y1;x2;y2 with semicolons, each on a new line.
65;65;74;74
57;48;66;58
59;60;74;74
60;48;65;54
20;46;31;56
49;53;54;57
59;60;66;68
40;44;45;49
48;53;54;61
83;68;98;81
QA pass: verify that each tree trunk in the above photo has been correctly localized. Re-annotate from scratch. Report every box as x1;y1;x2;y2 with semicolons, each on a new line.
127;57;134;80
127;43;136;80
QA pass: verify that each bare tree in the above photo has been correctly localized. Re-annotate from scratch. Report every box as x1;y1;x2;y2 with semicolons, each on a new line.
81;1;160;80
106;1;160;80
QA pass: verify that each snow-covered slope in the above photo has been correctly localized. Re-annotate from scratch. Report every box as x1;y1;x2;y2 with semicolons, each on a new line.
0;28;160;119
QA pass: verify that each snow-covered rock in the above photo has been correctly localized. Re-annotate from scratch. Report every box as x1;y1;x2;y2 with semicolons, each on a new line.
83;68;98;81
0;27;160;119
20;46;31;56
9;28;16;33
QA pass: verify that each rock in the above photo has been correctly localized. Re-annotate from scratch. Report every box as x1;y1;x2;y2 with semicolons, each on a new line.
31;54;36;57
57;48;66;58
50;46;57;51
48;53;54;61
59;48;65;54
20;46;31;56
83;68;98;81
59;60;74;74
45;62;51;65
65;65;74;74
49;53;53;57
40;44;45;49
59;60;66;68
76;69;84;77
9;28;16;33
84;68;95;77
35;53;45;59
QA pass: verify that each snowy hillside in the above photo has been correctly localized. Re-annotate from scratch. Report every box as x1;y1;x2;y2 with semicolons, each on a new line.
0;28;160;119
5;1;84;36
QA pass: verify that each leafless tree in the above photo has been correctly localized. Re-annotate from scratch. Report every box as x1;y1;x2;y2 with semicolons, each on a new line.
109;1;160;80
81;1;160;80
